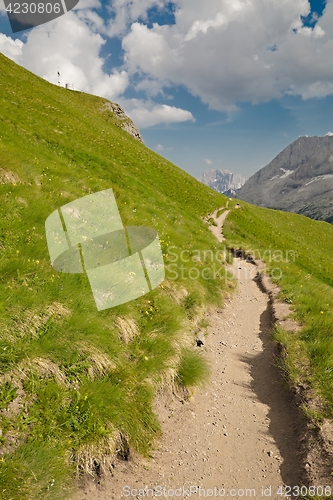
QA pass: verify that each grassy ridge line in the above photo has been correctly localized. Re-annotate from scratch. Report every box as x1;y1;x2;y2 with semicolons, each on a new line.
0;53;230;499
224;202;333;420
0;53;220;219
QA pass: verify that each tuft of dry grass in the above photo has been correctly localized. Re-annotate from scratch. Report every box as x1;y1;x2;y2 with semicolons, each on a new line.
78;343;116;380
8;302;71;340
31;357;68;386
15;197;28;206
1;356;68;388
160;281;189;306
73;430;122;476
115;317;139;344
0;168;20;184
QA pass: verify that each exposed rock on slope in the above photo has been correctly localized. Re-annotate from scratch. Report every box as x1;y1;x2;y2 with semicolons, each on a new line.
102;102;144;143
237;135;333;223
199;169;246;196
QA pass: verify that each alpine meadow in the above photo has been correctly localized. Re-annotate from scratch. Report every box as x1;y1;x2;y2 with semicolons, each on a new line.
1;53;333;499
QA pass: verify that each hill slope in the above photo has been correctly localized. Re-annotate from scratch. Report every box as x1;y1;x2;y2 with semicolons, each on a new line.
0;53;230;499
2;52;333;498
237;135;333;222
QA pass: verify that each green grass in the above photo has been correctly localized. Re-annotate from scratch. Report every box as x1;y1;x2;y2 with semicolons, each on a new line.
0;441;73;500
0;53;228;498
2;51;333;497
224;201;333;421
176;349;210;387
216;208;225;218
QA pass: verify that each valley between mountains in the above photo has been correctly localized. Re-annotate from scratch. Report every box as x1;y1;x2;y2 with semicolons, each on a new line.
72;209;309;500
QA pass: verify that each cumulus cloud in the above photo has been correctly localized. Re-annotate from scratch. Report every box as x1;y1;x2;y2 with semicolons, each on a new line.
205;159;212;165
1;0;332;126
104;0;169;37
0;33;23;58
0;1;194;127
0;11;129;101
156;144;164;151
121;0;333;111
119;98;195;127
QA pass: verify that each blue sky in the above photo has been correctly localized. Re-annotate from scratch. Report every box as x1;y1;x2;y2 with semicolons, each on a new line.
0;0;332;179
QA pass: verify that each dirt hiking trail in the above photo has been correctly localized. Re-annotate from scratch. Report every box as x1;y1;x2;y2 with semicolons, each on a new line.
205;207;230;242
73;207;306;499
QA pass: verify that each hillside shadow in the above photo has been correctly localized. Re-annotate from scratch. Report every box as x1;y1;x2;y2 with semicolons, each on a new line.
238;288;307;487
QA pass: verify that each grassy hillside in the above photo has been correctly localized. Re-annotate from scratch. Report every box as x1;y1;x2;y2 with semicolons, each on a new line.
2;51;333;499
224;203;333;421
0;53;231;499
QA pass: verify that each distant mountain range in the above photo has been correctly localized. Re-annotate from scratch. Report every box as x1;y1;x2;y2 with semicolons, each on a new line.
199;169;247;196
237;135;333;223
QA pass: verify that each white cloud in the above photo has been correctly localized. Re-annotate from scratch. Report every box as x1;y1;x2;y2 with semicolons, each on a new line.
2;0;332;127
0;12;129;101
0;34;23;58
0;3;194;128
298;24;325;38
326;132;333;136
135;77;170;97
76;8;106;32
119;98;195;127
104;0;169;37
156;144;164;151
205;159;212;165
121;0;333;110
184;12;228;42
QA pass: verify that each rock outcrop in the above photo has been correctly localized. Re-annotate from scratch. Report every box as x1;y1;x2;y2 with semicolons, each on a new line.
102;102;144;143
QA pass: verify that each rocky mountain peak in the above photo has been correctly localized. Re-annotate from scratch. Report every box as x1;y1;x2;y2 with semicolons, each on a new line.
199;169;247;195
237;135;333;223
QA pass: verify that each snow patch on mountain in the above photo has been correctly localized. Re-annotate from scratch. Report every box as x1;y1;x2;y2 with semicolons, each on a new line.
305;174;333;186
280;168;293;178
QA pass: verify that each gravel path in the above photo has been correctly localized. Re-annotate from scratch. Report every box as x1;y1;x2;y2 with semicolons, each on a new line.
73;209;305;499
